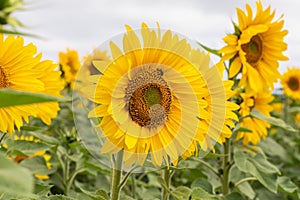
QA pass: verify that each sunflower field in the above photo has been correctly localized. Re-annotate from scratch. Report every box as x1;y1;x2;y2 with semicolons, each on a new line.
1;0;300;200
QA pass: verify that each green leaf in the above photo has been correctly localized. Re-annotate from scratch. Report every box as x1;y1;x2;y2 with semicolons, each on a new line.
234;149;279;193
75;181;109;200
0;88;69;108
191;187;219;200
6;139;49;155
236;182;255;199
191;178;213;193
0;28;41;38
277;176;299;194
0;153;33;195
224;192;245;200
250;108;297;132
20;156;54;175
170;186;192;200
259;137;289;162
27;131;60;145
197;42;222;57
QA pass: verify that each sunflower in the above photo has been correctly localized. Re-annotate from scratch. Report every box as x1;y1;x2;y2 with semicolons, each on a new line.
0;35;63;134
59;49;81;89
295;113;300;126
3;135;52;180
83;23;238;167
75;49;111;92
83;48;110;75
33;59;64;125
281;67;300;100
219;1;288;92
0;35;44;134
236;91;274;145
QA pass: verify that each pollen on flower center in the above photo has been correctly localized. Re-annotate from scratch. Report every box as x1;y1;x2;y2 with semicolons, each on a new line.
241;35;263;66
125;66;172;128
287;77;300;91
0;66;9;88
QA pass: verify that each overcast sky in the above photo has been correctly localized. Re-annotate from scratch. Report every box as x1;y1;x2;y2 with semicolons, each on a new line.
14;0;300;73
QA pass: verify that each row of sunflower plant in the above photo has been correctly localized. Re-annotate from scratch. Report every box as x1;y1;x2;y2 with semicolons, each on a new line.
1;0;300;200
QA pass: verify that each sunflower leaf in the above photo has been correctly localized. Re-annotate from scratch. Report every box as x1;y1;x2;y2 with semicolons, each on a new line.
250;108;297;132
197;42;222;57
0;88;70;108
0;153;33;195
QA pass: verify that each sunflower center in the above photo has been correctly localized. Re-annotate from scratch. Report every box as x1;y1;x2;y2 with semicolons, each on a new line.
125;67;172;128
287;77;299;91
0;66;9;88
241;35;263;66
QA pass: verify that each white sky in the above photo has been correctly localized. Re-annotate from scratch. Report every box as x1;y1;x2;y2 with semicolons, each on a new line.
13;0;300;73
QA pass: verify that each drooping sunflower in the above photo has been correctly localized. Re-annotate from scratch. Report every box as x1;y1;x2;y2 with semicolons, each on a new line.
83;23;238;167
236;91;274;145
281;67;300;100
219;1;288;92
59;49;81;89
2;135;52;180
0;35;63;134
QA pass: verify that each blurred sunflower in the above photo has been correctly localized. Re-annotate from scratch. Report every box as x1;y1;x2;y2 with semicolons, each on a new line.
3;135;52;180
0;35;63;134
236;91;274;145
219;1;288;92
59;49;81;89
75;49;111;92
271;102;283;115
84;23;238;167
83;48;110;75
182;78;239;159
295;113;300;126
281;67;300;100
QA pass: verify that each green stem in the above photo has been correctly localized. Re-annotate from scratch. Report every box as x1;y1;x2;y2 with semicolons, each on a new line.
131;174;136;199
0;132;7;143
161;168;171;200
111;151;124;200
284;96;289;123
235;177;257;187
222;139;231;195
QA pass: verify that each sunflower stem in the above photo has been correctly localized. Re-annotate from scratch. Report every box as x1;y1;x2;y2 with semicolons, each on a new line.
111;151;124;200
222;139;231;195
161;168;171;200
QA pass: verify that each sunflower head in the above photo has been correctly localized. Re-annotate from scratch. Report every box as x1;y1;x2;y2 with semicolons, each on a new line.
281;67;300;100
0;35;63;134
76;23;238;168
219;0;288;93
59;48;81;89
4;134;52;180
236;91;274;145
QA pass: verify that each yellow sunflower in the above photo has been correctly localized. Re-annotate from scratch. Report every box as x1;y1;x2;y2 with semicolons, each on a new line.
281;67;300;100
236;91;274;145
75;49;111;92
0;35;63;134
3;135;52;180
82;23;238;167
33;59;64;125
59;49;81;89
295;113;300;126
0;35;44;134
83;48;110;75
219;1;288;92
271;102;283;115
